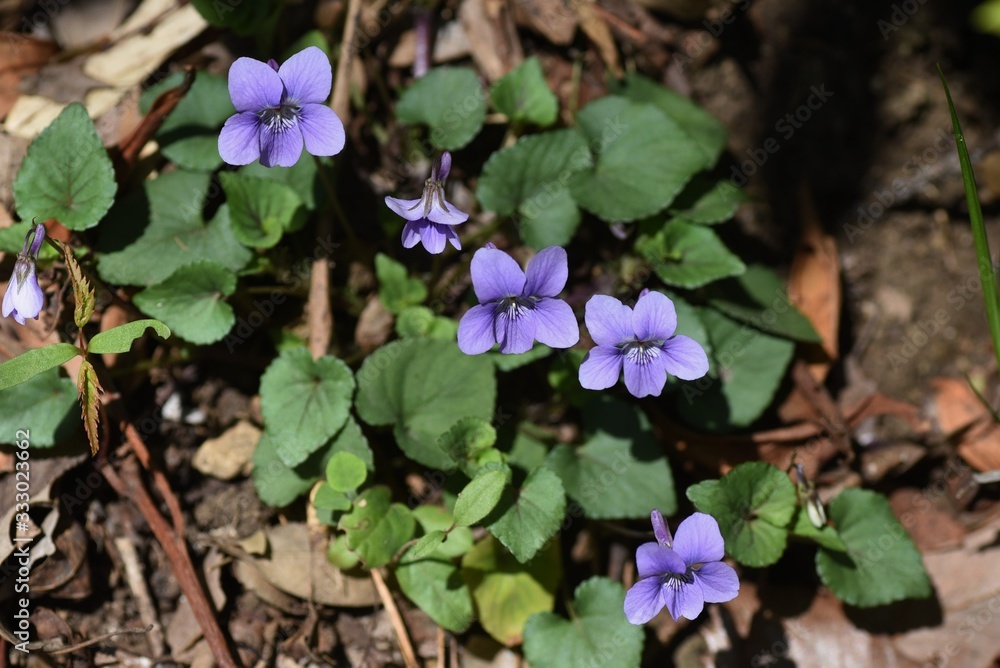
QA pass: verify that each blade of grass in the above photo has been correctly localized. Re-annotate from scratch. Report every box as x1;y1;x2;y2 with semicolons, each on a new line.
938;65;1000;374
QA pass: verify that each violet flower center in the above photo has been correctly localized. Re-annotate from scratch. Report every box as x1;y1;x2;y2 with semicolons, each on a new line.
622;339;663;366
259;100;301;131
663;568;695;589
407;179;449;218
497;296;534;320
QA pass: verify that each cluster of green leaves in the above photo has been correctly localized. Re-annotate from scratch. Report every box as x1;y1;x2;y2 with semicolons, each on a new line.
688;461;932;607
398;61;819;429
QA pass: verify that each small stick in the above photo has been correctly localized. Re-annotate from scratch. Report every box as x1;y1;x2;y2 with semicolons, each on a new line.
113;537;165;656
45;626;154;656
332;0;363;121
370;568;419;668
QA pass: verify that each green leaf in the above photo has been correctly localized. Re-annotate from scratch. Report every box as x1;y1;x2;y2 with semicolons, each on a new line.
523;577;643;668
13;103;116;231
133;261;236;344
790;505;846;552
460;535;562;646
396;67;486;150
253;416;372;507
545;395;675;519
397;549;475;632
489;345;553;371
411;505;474;559
616;73;727;165
692;309;795;428
58;240;94;328
438;417;498;473
338;486;416;567
355;339;496;469
477;129;590;248
243;155;321;210
0;368;77;447
325;451;367;492
706;265;821;342
816;488;932;607
686;462;797;567
454;468;509;527
190;0;274;32
490;57;558;126
97;170;252;286
668;176;746;224
220;172;306;248
260;348;355;467
313;483;352;511
77;359;102;455
88;319;171;355
0;343;80;391
485;467;565;563
502;427;550;472
636;219;746;289
327;534;361;569
375;253;427;314
140;72;234;171
569;96;708;222
395;305;459;340
408;531;447;560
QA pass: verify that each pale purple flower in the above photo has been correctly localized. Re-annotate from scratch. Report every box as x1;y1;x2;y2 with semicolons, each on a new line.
219;46;346;167
385;152;468;254
624;510;739;624
579;291;708;398
457;245;578;354
2;223;45;325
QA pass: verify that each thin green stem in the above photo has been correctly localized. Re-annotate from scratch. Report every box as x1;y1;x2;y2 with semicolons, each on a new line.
939;65;1000;376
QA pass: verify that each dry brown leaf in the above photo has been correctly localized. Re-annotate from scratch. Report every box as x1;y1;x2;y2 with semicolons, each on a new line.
355;294;394;351
931;376;989;436
574;0;623;78
893;523;1000;666
511;0;577;46
192;420;260;481
889;487;964;552
0;33;58;121
930;377;1000;471
246;523;379;607
788;183;841;382
389;21;473;68
459;0;524;81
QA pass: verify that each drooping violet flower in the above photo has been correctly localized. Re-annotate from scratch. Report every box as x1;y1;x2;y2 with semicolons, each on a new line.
457;245;578;354
219;46;346;167
579;290;708;398
624;510;739;624
2;223;46;325
385;152;468;254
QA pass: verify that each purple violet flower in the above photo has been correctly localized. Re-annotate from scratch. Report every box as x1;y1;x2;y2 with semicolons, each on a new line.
385;152;469;254
579;291;709;398
624;510;739;624
457;245;578;354
219;46;346;167
2;223;46;325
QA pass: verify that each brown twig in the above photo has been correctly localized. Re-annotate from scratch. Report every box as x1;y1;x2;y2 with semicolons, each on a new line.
332;0;363;121
98;455;238;667
111;68;196;180
371;568;418;668
45;626;154;656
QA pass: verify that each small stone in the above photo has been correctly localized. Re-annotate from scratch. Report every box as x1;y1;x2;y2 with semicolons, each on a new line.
192;420;261;480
